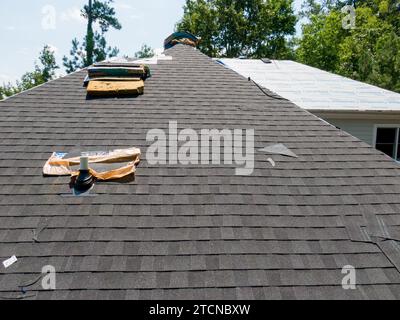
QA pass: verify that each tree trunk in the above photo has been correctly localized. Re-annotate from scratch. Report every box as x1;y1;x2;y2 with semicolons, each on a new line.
86;0;94;66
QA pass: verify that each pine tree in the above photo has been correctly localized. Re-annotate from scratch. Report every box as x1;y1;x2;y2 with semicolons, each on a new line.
63;0;122;73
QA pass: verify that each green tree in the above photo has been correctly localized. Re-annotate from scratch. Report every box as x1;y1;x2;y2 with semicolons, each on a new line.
1;45;59;100
19;45;59;90
176;0;297;58
134;44;155;59
37;45;59;83
63;0;121;73
296;10;345;72
370;31;400;92
296;0;400;92
0;83;20;100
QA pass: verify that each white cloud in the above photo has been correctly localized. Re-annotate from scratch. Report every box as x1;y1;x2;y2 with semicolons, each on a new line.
129;14;142;20
5;26;16;31
17;48;30;56
114;2;133;10
0;74;18;85
60;7;85;24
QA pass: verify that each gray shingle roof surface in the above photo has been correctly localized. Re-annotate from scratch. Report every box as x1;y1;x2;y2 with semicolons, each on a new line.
1;44;400;299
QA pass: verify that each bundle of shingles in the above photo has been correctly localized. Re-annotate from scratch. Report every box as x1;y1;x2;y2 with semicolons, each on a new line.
84;62;151;97
164;31;200;50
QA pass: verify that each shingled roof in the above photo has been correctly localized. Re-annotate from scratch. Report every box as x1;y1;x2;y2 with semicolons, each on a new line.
2;44;400;300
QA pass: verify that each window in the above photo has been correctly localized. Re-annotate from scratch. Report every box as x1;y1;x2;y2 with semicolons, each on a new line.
375;127;400;160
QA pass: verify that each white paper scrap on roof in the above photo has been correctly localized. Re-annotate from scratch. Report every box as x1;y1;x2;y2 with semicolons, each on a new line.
218;58;400;112
105;52;172;65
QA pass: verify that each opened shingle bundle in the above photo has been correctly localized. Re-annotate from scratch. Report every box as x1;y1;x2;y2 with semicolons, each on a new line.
85;62;151;97
43;147;141;181
164;31;199;50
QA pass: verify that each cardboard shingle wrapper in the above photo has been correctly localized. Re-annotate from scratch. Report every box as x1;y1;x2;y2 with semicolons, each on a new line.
43;147;141;181
87;79;144;96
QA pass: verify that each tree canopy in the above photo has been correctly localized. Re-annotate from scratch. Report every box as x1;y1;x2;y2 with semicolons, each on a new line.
3;0;399;99
134;44;155;59
63;0;121;73
176;0;297;59
1;45;59;100
296;0;400;92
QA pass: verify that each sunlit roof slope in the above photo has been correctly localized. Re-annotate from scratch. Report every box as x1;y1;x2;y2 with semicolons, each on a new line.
1;45;400;299
218;59;400;112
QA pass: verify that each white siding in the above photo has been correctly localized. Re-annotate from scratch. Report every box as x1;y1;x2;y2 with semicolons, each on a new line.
322;118;400;146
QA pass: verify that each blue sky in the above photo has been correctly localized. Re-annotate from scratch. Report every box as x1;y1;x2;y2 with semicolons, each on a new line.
0;0;302;85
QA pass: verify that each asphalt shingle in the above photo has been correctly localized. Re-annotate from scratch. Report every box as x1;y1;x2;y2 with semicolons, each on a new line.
1;44;400;299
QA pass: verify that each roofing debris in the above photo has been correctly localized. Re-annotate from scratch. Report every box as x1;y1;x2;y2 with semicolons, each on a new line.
0;274;42;300
43;147;141;181
87;80;145;96
43;148;140;197
88;64;151;78
259;144;298;158
2;256;17;269
85;62;151;97
133;54;173;65
19;274;44;292
103;54;173;66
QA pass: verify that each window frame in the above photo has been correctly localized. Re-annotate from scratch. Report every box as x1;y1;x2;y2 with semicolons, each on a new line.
373;124;400;162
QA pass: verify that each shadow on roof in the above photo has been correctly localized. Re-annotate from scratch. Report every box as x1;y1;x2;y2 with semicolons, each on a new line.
85;93;143;100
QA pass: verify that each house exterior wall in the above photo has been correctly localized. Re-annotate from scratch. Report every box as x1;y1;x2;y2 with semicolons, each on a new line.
311;112;400;147
325;119;378;145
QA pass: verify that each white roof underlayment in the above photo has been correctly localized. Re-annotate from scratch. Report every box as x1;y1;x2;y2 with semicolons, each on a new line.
218;59;400;112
